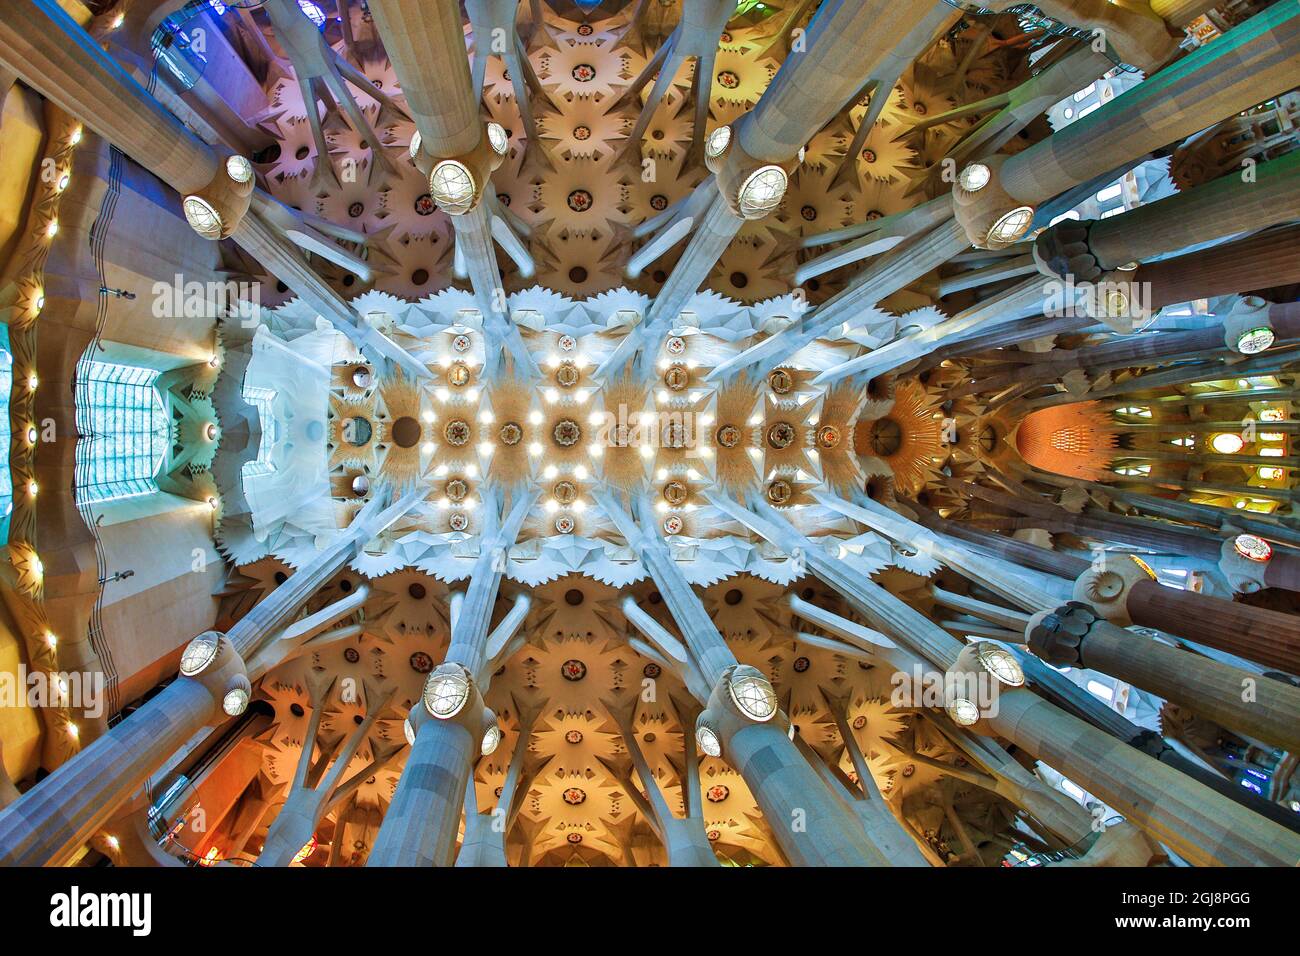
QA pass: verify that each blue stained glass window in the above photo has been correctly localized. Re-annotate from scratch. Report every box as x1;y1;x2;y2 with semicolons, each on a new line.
74;360;169;506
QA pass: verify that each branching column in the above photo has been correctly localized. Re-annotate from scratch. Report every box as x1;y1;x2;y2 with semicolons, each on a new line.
368;0;535;378
594;490;889;866
600;692;718;866
257;675;400;866
610;0;946;379
0;492;415;867
457;697;544;867
705;490;1300;866
368;490;537;866
0;0;426;377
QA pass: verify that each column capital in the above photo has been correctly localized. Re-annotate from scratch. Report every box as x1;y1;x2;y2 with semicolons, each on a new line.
951;154;1036;250
409;661;496;753
416;121;509;216
176;631;251;723
1218;532;1272;593
182;154;255;241
1070;554;1154;626
704;124;795;222
1025;601;1097;669
696;664;787;755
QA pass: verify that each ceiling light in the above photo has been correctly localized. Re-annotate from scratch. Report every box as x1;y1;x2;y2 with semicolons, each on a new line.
727;666;778;721
737;166;787;219
429;160;476;214
422;664;471;719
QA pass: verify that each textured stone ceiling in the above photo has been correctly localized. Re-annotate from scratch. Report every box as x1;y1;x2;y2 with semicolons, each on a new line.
202;0;1026;866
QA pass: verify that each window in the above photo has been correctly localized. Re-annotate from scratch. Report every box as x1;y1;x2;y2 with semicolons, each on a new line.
1086;679;1114;702
1113;463;1151;477
243;385;278;478
74;360;168;506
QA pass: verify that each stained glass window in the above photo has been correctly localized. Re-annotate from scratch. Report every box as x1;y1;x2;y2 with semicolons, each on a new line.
74;360;168;506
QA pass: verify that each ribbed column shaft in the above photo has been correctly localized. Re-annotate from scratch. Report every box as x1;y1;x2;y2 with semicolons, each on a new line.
1090;150;1300;271
1075;618;1300;753
984;689;1300;866
367;719;476;866
1128;579;1300;675
0;679;215;866
0;0;218;193
725;721;888;866
737;0;941;163
1139;224;1300;309
367;0;480;157
644;192;743;330
1000;3;1300;205
709;491;1300;866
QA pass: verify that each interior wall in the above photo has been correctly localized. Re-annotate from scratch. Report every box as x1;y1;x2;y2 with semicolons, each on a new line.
0;83;43;268
95;503;223;711
0;599;42;784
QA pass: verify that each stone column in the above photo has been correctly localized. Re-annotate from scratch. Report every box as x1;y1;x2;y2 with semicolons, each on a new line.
954;479;1300;596
705;490;1300;866
842;494;1300;749
457;697;544;867
1030;597;1300;753
625;0;949;376
1068;150;1300;278
712;216;970;384
600;692;718;866
1139;224;1300;309
262;0;401;187
594;490;889;865
0;0;218;193
616;0;733;162
998;3;1300;210
0;0;428;378
817;688;931;866
0;494;415;866
367;490;536;866
368;0;528;353
257;675;398;866
1124;578;1300;675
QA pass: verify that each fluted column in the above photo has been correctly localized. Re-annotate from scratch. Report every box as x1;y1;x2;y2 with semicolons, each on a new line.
0;0;429;377
601;693;718;866
1087;150;1300;273
0;0;218;193
368;0;526;356
1126;579;1300;675
818;689;931;866
1139;224;1300;309
623;0;947;374
258;677;398;866
711;215;969;383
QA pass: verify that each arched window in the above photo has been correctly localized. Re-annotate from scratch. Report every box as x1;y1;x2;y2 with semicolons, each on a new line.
74;360;168;506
